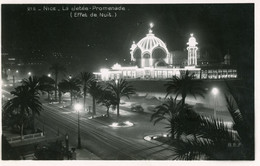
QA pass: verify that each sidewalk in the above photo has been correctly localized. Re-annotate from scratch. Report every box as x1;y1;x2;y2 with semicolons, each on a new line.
75;148;100;160
34;110;101;160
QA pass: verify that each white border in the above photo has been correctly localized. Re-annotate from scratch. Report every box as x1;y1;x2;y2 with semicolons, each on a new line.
0;1;259;166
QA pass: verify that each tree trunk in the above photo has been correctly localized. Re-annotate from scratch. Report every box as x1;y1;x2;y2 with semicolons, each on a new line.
181;97;186;108
59;90;62;104
93;96;96;115
70;90;73;106
117;103;120;118
171;126;175;139
47;91;50;101
83;93;86;112
55;72;58;101
107;107;110;117
32;111;35;131
193;133;197;142
21;123;24;140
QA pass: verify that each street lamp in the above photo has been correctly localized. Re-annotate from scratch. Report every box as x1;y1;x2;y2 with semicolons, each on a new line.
212;87;219;118
48;73;51;77
28;72;32;76
74;103;82;149
115;79;120;118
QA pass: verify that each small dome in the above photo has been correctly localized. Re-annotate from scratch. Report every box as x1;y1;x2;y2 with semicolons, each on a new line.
136;33;168;54
187;33;198;47
224;54;231;59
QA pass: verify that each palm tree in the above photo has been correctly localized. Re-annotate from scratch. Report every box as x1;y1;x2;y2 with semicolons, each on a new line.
59;78;81;106
165;70;205;107
106;79;135;118
97;89;117;117
3;85;43;138
21;76;43;130
39;75;55;101
172;115;238;160
22;76;42;93
151;97;200;140
151;97;182;139
88;81;102;115
78;72;95;111
224;81;254;159
49;63;66;101
58;82;65;104
170;82;254;160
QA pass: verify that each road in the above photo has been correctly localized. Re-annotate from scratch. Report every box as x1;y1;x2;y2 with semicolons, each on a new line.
35;103;176;160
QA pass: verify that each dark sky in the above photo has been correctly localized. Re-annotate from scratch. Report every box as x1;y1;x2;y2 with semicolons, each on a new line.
1;4;254;73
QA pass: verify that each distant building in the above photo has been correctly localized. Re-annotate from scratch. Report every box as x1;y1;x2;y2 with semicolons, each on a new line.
25;51;73;66
94;23;237;81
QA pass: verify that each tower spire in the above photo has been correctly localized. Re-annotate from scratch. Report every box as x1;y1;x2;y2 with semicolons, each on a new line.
149;22;154;33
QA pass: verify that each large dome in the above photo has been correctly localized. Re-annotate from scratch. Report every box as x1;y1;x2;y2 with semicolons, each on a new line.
130;25;170;68
136;33;168;53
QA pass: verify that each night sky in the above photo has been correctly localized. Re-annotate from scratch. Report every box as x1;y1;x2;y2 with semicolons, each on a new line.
1;4;254;74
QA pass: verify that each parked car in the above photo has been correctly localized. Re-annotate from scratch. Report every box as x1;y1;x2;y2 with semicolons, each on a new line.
131;104;144;112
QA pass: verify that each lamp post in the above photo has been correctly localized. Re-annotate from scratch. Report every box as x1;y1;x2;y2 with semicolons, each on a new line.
74;103;82;149
13;70;19;86
115;79;120;118
212;87;219;118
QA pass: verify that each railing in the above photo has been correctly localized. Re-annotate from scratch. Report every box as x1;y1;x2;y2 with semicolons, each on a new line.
7;132;44;143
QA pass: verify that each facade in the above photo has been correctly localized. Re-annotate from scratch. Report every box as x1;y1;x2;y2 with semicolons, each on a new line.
94;24;237;81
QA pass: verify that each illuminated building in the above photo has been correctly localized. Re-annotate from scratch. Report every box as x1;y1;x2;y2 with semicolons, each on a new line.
94;23;237;81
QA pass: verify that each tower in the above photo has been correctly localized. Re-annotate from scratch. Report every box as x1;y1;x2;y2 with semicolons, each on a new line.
224;53;231;65
187;33;198;66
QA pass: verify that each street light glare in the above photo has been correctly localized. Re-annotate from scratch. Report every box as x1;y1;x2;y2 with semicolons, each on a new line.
212;87;219;95
74;103;83;111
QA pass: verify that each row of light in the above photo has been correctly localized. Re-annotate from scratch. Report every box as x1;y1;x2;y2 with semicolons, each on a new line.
110;121;134;127
8;72;73;79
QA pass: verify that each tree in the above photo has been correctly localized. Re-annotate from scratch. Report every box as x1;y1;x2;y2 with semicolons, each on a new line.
49;63;66;101
59;78;81;106
22;76;42;93
151;97;182;139
3;85;43;138
172;115;238;160
165;70;205;107
170;82;254;160
39;75;55;101
88;81;102;115
21;76;43;130
106;79;135;118
78;72;95;111
151;98;200;140
97;89;117;117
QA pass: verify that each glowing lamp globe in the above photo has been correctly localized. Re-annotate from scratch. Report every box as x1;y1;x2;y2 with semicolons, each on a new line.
212;87;219;96
150;22;154;28
74;103;83;111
